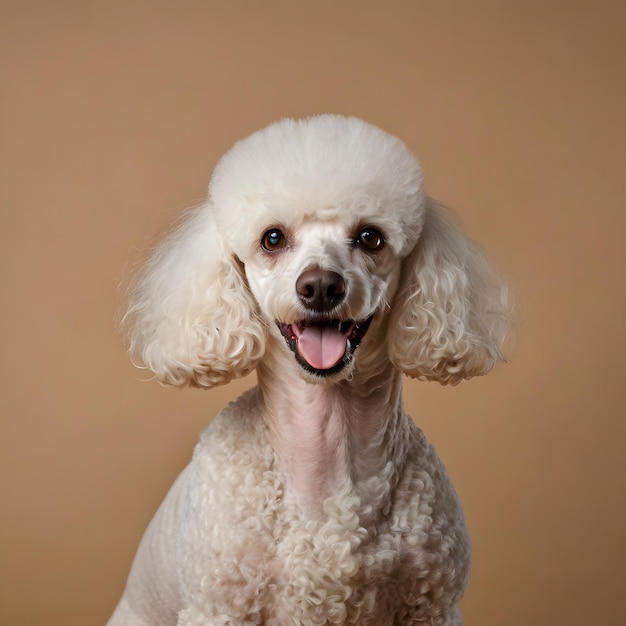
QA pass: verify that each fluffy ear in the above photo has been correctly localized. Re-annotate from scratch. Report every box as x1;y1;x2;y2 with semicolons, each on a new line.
122;204;266;388
388;199;510;385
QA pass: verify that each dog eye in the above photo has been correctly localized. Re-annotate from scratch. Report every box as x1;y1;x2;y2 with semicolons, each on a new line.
261;228;286;252
356;227;384;252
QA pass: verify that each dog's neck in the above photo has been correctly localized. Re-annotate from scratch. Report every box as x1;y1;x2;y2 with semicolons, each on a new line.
256;339;410;516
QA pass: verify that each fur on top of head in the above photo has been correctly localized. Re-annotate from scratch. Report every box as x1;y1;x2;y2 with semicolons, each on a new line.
209;115;425;259
123;115;510;388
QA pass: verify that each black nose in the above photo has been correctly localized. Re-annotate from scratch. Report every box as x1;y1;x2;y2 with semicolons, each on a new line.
296;269;346;311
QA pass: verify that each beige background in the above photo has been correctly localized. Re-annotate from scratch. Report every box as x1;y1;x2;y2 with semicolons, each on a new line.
2;1;625;624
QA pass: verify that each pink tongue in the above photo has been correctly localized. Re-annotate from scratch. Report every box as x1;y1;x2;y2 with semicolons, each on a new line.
296;325;350;370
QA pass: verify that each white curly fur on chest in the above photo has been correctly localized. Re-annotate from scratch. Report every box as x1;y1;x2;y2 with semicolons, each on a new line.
176;391;469;625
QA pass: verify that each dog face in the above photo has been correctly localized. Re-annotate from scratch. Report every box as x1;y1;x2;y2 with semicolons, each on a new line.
209;116;427;381
124;115;509;388
241;215;408;380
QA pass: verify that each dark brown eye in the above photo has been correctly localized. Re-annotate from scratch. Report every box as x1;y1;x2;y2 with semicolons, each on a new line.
356;227;384;252
261;228;286;252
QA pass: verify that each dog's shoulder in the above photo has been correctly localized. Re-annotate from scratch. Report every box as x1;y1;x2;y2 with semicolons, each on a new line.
399;417;469;531
185;385;278;514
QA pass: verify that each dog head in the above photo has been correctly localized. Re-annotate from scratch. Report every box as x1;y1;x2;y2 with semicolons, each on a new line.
124;115;509;387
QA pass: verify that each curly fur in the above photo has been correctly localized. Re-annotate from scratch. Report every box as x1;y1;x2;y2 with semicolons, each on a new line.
124;208;266;387
109;115;510;625
388;202;509;385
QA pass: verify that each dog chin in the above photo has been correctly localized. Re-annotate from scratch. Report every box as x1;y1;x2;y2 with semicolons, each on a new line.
276;316;373;382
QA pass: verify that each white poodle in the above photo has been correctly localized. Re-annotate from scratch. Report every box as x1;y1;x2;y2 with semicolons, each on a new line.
108;115;510;625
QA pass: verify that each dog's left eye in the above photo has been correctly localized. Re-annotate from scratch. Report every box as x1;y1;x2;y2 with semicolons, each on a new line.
356;227;384;252
261;228;287;252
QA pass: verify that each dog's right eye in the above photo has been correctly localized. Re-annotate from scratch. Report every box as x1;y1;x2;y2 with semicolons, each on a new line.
261;228;286;252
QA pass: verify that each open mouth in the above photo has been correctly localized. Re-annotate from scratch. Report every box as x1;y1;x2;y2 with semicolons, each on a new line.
277;316;373;376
